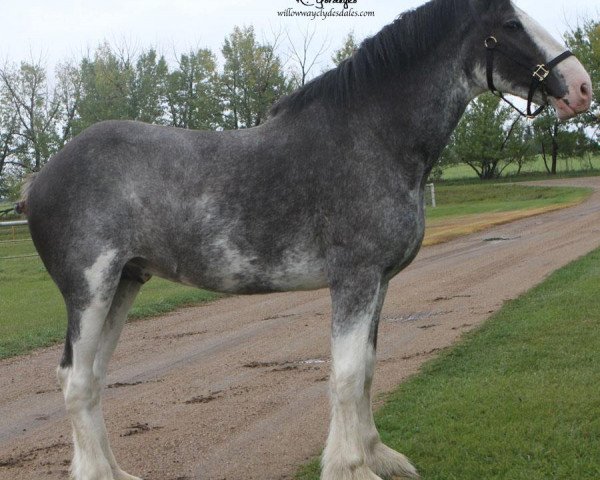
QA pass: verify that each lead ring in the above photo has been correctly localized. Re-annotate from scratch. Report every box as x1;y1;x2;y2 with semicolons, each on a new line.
485;36;498;49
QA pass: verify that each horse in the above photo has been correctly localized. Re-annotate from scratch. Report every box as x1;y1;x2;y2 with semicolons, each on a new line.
19;0;591;478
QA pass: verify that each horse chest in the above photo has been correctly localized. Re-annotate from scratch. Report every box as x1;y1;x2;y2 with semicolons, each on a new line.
380;197;426;274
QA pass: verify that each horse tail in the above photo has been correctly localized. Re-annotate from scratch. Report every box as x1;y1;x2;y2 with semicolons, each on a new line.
14;173;38;216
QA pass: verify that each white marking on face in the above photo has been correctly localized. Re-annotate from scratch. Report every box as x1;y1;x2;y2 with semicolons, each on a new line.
514;6;564;59
515;4;592;118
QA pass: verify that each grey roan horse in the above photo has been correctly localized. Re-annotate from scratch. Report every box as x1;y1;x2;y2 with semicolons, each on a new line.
20;0;591;478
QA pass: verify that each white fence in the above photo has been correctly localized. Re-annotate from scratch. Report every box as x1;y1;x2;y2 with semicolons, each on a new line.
0;220;29;244
0;220;27;227
426;183;437;208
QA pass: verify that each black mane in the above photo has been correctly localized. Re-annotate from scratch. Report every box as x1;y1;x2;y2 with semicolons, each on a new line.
270;0;464;116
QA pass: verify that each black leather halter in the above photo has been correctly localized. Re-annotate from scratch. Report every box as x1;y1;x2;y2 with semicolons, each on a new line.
484;35;573;119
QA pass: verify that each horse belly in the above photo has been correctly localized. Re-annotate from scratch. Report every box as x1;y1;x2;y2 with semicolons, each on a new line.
176;240;328;295
265;255;328;292
208;259;327;294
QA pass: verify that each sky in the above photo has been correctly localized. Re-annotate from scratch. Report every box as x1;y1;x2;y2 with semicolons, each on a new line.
1;0;598;73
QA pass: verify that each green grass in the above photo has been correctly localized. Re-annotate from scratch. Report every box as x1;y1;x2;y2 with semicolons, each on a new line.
0;224;29;241
427;184;591;220
0;239;218;359
441;155;600;182
296;248;600;480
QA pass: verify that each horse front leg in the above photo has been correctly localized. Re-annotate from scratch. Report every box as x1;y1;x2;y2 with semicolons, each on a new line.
322;271;418;480
360;284;419;480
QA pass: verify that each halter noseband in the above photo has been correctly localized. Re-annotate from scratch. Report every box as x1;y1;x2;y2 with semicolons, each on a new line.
483;35;573;119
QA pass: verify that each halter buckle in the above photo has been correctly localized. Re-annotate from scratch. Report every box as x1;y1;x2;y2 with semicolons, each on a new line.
533;64;550;82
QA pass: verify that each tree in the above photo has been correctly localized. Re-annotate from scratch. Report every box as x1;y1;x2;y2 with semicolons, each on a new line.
166;49;222;130
0;59;83;189
533;108;594;174
221;26;291;129
286;25;329;87
332;32;358;66
55;61;83;146
505;120;537;175
564;20;600;144
74;44;175;133
131;49;169;125
0;60;62;173
441;94;525;180
73;43;137;134
0;81;19;179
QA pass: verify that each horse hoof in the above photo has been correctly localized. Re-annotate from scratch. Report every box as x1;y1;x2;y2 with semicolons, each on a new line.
71;461;115;480
368;443;419;479
391;472;420;480
322;463;383;480
113;470;143;480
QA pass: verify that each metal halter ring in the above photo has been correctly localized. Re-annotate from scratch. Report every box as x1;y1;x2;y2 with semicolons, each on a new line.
485;36;498;49
533;64;550;82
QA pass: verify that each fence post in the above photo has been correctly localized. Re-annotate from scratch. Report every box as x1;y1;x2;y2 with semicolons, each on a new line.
0;221;28;241
427;183;437;208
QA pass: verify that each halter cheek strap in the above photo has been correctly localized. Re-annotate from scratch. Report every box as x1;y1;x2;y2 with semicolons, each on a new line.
484;35;573;119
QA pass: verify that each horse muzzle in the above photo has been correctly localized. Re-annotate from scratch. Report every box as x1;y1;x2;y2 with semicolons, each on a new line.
549;57;593;120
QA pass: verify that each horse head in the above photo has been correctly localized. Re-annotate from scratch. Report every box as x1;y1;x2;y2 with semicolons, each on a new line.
467;0;592;120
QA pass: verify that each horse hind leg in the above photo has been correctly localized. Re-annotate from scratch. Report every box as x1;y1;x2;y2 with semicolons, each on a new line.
322;272;418;480
92;277;144;480
56;250;141;480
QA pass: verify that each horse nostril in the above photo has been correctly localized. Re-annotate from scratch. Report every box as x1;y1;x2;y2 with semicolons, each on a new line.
580;82;591;99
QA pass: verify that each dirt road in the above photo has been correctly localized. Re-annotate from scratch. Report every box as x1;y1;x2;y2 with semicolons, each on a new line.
2;177;600;480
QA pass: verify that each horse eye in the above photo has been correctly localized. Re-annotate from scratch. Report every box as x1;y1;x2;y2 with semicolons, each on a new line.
503;19;523;31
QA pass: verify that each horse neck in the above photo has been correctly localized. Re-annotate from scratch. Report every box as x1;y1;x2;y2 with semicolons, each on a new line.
346;42;474;172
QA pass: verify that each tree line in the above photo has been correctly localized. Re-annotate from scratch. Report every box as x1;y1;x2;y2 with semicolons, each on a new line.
0;20;598;198
0;26;356;198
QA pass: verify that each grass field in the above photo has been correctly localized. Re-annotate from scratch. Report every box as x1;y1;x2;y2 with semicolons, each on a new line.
441;155;600;181
427;184;589;219
297;246;600;480
424;184;591;245
0;243;218;359
0;183;592;360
